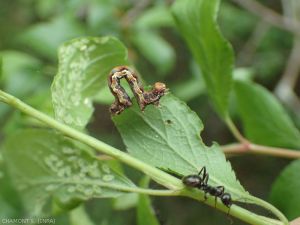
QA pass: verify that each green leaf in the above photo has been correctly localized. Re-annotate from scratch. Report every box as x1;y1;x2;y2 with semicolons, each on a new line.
134;5;174;29
131;31;175;75
18;16;85;60
0;56;2;82
171;0;234;117
270;160;300;220
113;94;247;200
3;129;135;216
137;177;160;225
69;205;95;225
0;160;24;220
51;36;129;129
0;51;43;98
234;80;300;149
35;0;59;19
112;193;138;210
87;0;119;33
0;51;48;121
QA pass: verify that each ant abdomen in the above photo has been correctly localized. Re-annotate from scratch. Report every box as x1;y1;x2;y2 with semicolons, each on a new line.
221;193;232;208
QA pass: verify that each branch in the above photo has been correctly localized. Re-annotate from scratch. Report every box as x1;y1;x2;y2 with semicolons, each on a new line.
222;143;300;159
224;117;300;159
275;38;300;112
122;0;151;28
231;0;300;36
237;22;270;66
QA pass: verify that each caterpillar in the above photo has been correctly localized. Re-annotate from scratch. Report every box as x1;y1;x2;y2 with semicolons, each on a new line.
108;66;167;115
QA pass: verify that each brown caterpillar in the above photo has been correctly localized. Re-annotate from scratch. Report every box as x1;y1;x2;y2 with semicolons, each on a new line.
108;66;167;115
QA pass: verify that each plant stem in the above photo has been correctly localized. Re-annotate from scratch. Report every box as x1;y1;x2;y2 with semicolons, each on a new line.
224;116;300;159
182;189;285;225
222;143;300;159
247;195;289;225
0;90;287;225
232;0;300;36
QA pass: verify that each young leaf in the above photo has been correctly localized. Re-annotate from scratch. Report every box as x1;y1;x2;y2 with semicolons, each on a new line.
3;129;135;216
51;36;129;130
1;51;43;98
113;94;248;200
137;177;160;225
234;80;300;149
171;0;234;117
270;160;300;220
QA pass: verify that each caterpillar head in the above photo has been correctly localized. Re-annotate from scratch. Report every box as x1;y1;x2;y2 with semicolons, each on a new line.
153;82;167;96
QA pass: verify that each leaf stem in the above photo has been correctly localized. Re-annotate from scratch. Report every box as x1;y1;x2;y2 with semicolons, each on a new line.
0;89;287;225
225;117;249;144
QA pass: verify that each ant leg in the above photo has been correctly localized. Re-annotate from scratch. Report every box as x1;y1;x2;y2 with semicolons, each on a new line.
226;207;233;224
227;206;231;216
198;166;206;176
203;174;209;186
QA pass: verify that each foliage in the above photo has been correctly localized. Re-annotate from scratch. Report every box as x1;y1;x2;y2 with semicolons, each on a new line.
0;0;299;225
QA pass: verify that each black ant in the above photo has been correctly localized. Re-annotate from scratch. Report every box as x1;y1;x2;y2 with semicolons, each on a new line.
182;166;232;213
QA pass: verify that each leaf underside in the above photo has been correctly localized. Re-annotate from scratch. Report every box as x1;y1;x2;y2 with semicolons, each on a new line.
51;36;129;130
113;94;248;200
3;129;135;216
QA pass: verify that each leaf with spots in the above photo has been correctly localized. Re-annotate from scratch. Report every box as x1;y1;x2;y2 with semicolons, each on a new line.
51;36;129;129
3;129;135;216
113;94;249;201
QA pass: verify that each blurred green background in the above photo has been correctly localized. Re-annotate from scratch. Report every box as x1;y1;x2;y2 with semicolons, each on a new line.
0;0;299;224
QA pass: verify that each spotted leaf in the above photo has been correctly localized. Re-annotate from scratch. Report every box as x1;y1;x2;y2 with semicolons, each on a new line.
51;36;129;129
3;129;135;216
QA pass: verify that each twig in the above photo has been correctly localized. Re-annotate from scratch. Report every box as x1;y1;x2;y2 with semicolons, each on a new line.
274;0;300;111
231;0;300;36
222;143;300;159
224;116;300;159
276;38;300;89
237;22;270;66
96;155;114;161
122;0;151;28
275;38;300;112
